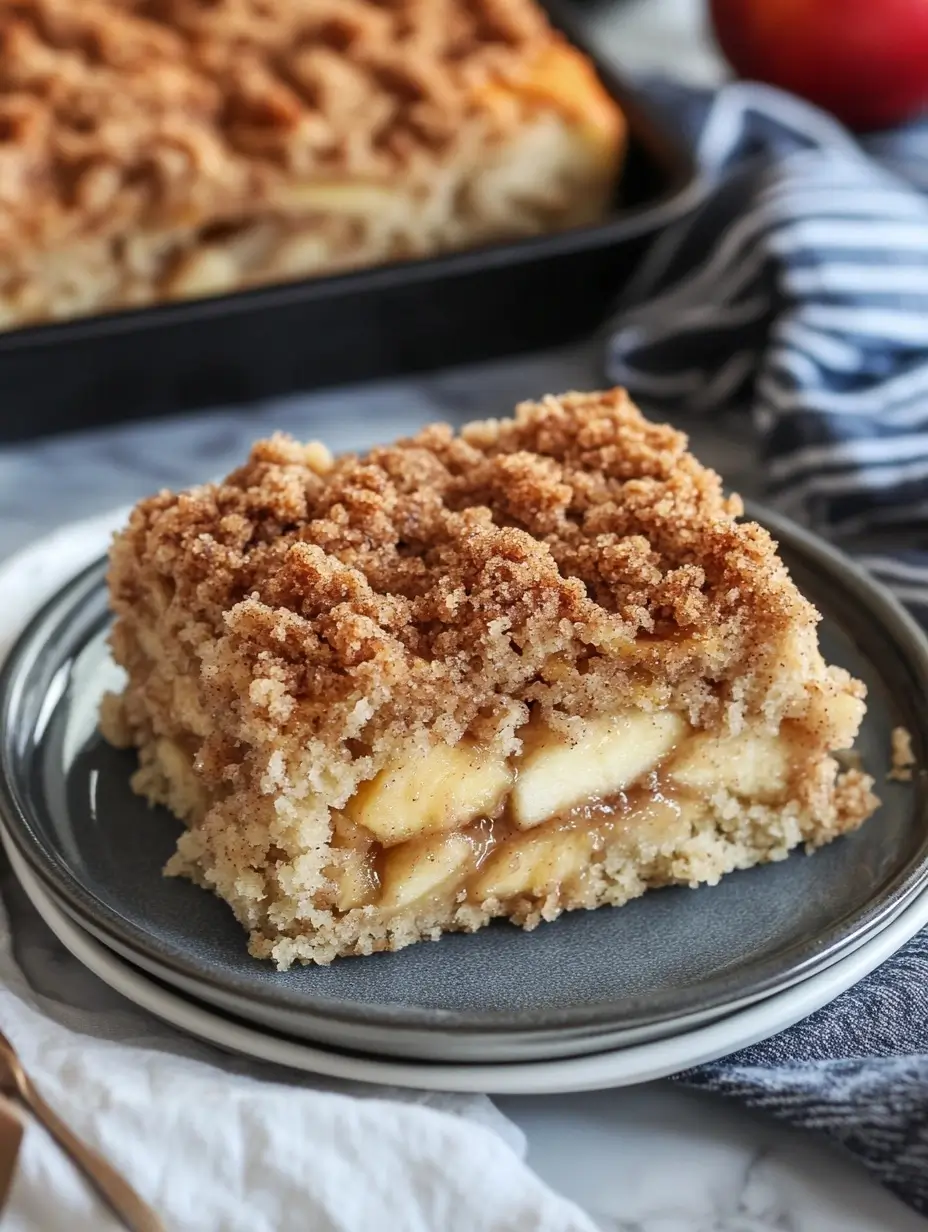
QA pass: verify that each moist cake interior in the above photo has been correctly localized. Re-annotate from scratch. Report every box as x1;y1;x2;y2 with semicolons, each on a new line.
101;390;878;967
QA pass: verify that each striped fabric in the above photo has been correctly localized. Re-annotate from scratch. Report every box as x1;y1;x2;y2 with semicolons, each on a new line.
607;80;928;1215
609;80;928;610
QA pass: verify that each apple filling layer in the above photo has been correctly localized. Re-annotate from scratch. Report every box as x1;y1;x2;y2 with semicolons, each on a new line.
317;708;818;921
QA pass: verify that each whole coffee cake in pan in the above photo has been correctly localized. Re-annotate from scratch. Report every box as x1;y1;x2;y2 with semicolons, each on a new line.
0;0;626;328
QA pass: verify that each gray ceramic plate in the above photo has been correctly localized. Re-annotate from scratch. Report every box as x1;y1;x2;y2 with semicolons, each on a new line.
1;506;927;1064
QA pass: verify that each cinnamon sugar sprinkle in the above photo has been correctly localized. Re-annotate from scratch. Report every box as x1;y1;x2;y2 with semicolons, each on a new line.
108;389;842;763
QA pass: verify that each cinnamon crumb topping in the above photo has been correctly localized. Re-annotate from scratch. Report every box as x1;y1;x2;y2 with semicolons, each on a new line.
0;0;563;256
108;389;830;778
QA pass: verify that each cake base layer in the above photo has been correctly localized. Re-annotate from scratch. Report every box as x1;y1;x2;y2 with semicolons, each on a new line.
113;707;877;968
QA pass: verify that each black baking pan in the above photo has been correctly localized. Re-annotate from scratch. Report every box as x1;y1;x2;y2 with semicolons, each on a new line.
0;5;698;443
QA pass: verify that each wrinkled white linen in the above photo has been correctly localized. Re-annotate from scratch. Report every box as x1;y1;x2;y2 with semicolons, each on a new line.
0;515;596;1232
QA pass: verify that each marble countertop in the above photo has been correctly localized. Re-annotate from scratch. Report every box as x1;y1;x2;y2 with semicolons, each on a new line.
0;3;923;1230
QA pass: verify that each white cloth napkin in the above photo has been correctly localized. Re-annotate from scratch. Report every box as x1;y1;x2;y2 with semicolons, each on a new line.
0;514;597;1232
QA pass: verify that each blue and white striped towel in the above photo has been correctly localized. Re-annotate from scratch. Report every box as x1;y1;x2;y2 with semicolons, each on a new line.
606;80;928;1216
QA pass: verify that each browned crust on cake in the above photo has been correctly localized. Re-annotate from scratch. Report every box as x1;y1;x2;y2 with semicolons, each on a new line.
0;0;591;258
103;389;878;966
108;388;847;745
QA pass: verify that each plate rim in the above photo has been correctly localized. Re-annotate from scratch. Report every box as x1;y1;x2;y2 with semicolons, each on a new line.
1;504;927;1039
42;882;915;1062
9;829;928;1094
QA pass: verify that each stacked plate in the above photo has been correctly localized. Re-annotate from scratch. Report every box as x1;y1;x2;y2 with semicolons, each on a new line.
2;508;928;1095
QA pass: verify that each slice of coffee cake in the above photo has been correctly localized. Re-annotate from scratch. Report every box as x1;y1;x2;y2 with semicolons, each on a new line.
101;390;877;967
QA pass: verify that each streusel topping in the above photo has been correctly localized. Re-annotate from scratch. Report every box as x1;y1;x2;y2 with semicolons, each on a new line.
109;390;828;768
0;0;558;255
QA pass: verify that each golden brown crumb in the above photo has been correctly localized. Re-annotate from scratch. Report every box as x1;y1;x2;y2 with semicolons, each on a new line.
0;0;574;256
107;389;832;750
889;725;916;782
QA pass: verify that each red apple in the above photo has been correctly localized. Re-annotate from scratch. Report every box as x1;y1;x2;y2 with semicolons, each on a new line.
708;0;928;130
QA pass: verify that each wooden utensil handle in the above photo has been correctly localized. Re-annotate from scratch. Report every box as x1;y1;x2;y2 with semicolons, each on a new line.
16;1069;165;1232
0;1092;23;1214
